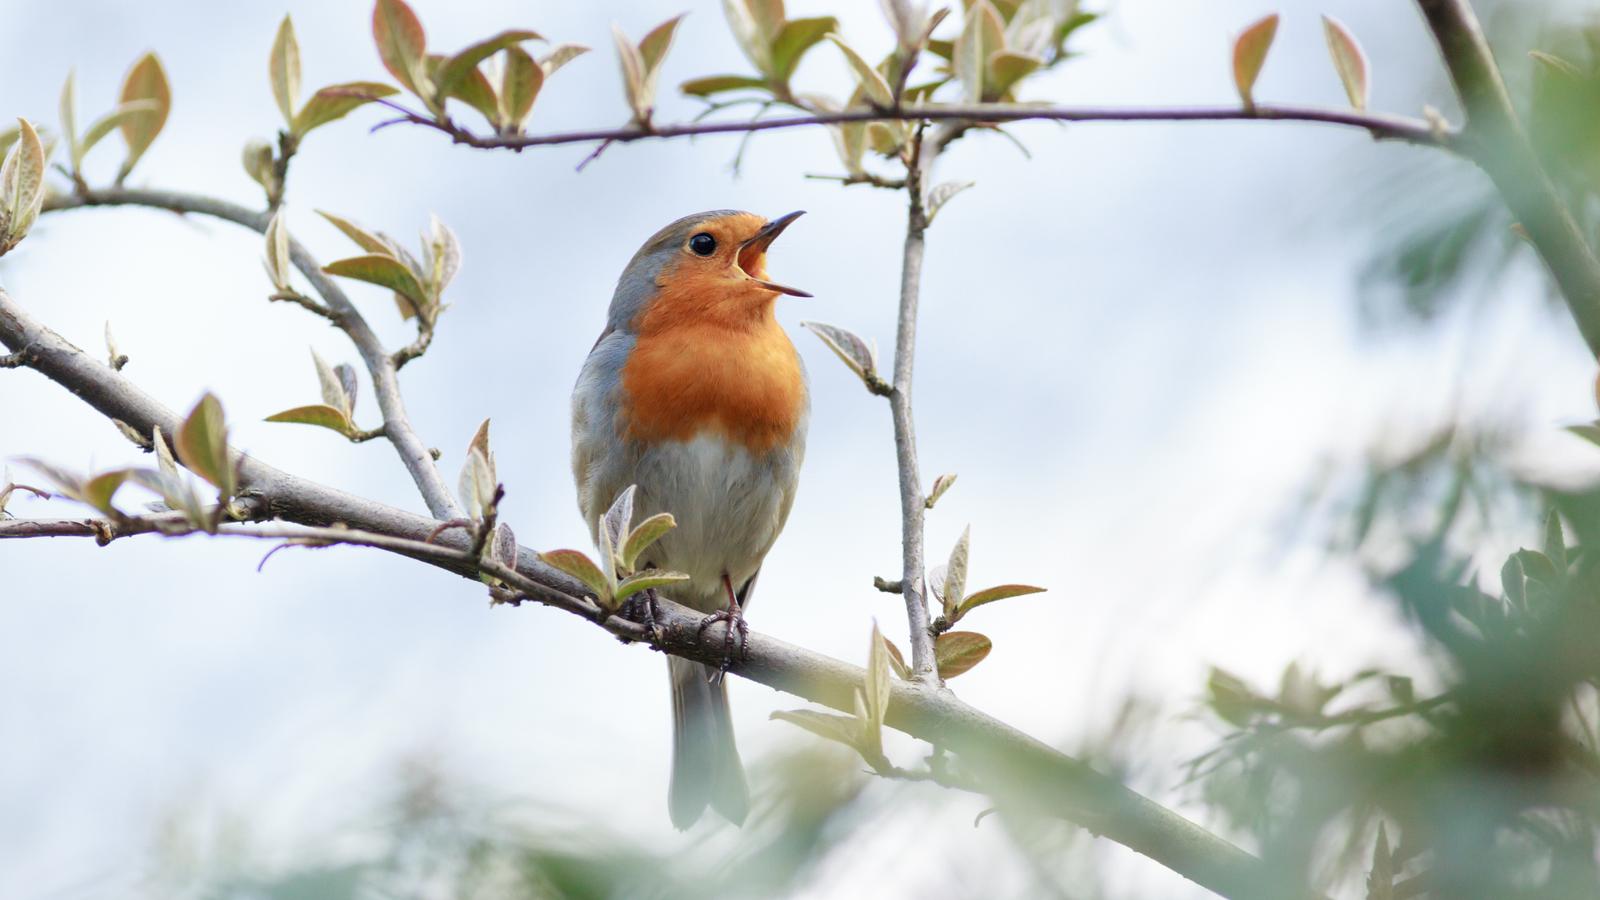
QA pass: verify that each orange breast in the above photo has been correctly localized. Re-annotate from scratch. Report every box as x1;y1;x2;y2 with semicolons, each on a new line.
619;274;805;455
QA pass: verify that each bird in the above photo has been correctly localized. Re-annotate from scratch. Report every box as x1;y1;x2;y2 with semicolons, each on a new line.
570;209;810;829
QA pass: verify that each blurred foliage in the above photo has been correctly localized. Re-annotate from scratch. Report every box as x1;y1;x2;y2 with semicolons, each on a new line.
1359;6;1600;328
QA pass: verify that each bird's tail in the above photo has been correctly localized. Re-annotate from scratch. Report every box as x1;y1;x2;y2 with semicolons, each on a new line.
668;655;749;829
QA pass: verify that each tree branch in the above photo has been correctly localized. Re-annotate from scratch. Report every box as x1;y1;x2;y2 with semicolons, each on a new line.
41;188;463;518
890;130;939;686
1414;0;1600;358
406;102;1454;154
0;282;1308;900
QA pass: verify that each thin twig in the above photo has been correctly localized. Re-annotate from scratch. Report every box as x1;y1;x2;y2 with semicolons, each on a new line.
403;102;1457;154
40;188;464;519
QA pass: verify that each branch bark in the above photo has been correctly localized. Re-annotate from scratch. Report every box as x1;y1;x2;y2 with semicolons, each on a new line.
890;132;938;685
40;188;463;519
1414;0;1600;358
0;282;1306;899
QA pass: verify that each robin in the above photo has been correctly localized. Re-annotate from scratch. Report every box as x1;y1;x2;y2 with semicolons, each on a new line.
570;209;810;829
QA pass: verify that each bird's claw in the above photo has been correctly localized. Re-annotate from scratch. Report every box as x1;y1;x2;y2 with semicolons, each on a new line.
617;587;663;643
696;604;748;681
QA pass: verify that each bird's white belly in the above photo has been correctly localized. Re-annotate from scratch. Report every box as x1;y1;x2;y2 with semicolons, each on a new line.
634;431;788;611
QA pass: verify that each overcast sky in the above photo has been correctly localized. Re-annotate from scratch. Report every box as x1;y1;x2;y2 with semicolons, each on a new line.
3;1;1598;897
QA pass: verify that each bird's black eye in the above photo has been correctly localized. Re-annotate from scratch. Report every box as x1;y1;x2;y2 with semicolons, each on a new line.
688;232;717;257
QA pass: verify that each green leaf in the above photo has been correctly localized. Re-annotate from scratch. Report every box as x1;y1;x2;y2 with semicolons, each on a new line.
293;82;398;137
799;320;877;383
18;458;85;502
264;404;355;436
152;425;179;481
621;512;676;570
942;525;971;618
1322;15;1368;111
955;583;1045;619
826;34;893;108
770;709;863;748
638;14;684;74
311;349;350;416
603;484;637;555
882;636;911;680
986;49;1043;98
117;52;172;179
59;71;78;171
324;254;428;307
78;100;162;170
1232;13;1279;108
954;1;1004;102
925;180;975;224
498;46;543;130
263;208;292;291
81;468;134;515
372;0;429;97
680;74;770;97
770;16;837;83
864;621;891;736
617;569;691;597
722;0;774;74
176;392;234;498
935;630;991;679
541;43;590;76
428;56;498;126
434;29;541;106
539;549;612;602
0;118;46;253
925;472;957;509
1543;508;1567;574
271;15;302;126
1566;423;1600;447
316;209;394;256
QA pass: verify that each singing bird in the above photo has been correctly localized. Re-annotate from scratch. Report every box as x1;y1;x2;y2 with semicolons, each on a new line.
570;210;811;828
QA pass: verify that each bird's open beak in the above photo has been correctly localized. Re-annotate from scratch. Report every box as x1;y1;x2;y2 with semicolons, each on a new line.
738;210;811;297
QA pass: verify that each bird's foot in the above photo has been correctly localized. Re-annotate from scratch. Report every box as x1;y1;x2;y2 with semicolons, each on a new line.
617;587;663;643
696;598;748;682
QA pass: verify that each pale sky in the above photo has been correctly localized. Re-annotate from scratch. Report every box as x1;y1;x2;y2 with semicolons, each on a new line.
2;1;1597;897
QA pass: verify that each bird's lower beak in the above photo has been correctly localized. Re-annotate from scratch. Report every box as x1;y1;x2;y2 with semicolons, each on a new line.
738;210;811;298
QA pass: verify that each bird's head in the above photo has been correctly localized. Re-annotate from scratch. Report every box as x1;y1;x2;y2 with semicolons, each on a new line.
610;210;808;333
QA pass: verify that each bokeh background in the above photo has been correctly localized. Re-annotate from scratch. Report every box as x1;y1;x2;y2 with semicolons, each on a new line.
3;0;1598;897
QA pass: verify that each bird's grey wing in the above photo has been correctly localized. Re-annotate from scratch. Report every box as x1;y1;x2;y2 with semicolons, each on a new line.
571;328;639;539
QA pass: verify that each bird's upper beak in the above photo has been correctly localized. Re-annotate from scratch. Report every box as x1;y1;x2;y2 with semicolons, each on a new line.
738;210;811;298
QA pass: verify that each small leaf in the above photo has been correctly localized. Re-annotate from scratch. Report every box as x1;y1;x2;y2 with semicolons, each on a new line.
293;82;398;136
311;349;350;416
865;621;892;731
1232;13;1279;108
264;404;355;436
594;504;619;597
499;46;544;131
152;426;179;481
799;320;877;382
956;583;1045;619
621;512;676;570
0;118;46;253
638;14;685;74
105;322;127;370
770;17;838;83
541;43;591;76
723;0;774;74
943;525;971;618
316;209;394;256
1566;423;1600;448
770;709;863;748
324;254;428;307
935;630;992;679
271;15;303;126
117;52;172;178
680;74;770;97
1543;508;1567;574
925;180;974;223
1366;822;1395;900
826;34;893;108
882;636;911;680
927;562;947;607
264;208;292;292
435;29;541;106
176;392;234;498
373;0;429;97
925;472;956;509
986;50;1043;99
457;447;496;520
954;0;1004;102
1322;15;1368;111
613;27;648;121
490;521;517;567
78;100;162;169
242;139;276;192
603;484;637;556
18;459;86;503
617;569;691;597
424;213;461;296
1531;50;1582;80
539;549;612;601
59;71;78;171
334;363;359;411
